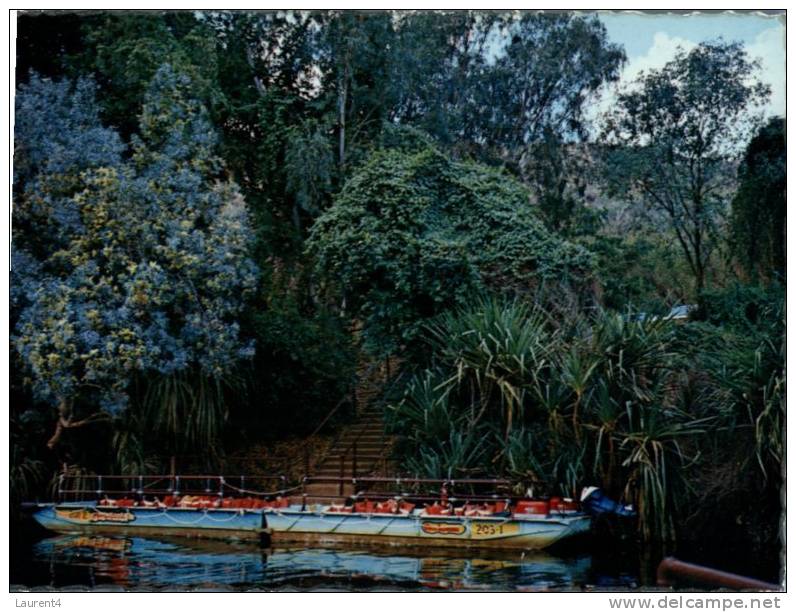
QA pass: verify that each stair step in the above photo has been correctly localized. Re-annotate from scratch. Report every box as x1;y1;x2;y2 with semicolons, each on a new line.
335;435;386;443
320;462;384;471
326;450;381;457
321;457;385;467
334;437;385;445
326;448;388;456
323;451;386;459
333;448;387;455
313;470;381;477
312;471;380;479
314;462;381;472
330;442;385;451
337;431;384;436
314;461;381;469
316;458;383;468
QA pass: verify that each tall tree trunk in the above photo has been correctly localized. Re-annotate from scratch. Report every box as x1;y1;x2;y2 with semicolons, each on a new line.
291;202;302;234
338;74;348;174
695;261;705;295
244;44;267;97
693;192;706;294
694;223;705;295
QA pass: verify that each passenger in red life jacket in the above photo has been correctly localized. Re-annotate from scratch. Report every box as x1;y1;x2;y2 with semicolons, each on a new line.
440;483;453;511
422;483;453;516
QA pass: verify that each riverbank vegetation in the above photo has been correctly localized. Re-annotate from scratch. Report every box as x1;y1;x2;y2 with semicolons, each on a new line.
12;10;784;574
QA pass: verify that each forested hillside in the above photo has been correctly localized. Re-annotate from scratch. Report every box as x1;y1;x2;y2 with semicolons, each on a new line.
12;11;784;572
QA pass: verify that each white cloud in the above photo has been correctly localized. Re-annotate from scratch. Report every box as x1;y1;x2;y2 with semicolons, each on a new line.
622;31;697;83
745;25;786;118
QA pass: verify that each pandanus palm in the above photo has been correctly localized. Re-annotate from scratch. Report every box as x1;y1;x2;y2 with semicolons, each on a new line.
10;442;45;512
387;368;459;447
503;427;548;486
141;367;242;470
616;402;711;542
405;426;491;480
590;313;675;396
583;311;702;541
531;374;572;438
426;296;555;439
696;308;785;485
586;378;623;492
390;297;722;542
558;346;599;441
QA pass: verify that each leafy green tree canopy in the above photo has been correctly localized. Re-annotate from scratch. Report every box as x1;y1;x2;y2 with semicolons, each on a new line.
602;40;770;294
73;12;223;137
391;12;625;155
307;140;593;355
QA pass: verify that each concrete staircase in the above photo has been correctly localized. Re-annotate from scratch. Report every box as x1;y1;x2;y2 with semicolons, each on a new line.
303;359;398;500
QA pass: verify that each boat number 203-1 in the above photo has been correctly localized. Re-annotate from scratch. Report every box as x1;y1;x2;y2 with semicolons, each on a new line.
471;522;519;539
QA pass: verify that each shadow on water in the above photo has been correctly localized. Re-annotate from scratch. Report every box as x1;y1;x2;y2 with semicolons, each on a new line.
10;533;643;591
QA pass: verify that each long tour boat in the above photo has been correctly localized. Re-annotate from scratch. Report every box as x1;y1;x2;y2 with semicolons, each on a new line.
27;475;630;550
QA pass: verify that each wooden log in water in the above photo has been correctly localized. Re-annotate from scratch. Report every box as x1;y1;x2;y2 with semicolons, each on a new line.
656;557;781;591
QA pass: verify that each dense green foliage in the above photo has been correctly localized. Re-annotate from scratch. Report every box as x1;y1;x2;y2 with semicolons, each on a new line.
388;294;783;546
11;10;784;568
308;144;593;355
242;295;356;437
730;117;786;282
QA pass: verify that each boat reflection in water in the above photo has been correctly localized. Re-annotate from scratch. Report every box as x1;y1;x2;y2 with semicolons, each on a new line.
31;534;596;590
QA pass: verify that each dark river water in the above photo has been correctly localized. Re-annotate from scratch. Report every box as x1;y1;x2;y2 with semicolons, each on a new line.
10;533;644;591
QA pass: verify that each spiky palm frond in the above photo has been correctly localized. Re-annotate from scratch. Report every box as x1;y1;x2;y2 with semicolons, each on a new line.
405;426;491;480
617;404;712;541
386;368;459;446
10;443;46;506
426;295;558;437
